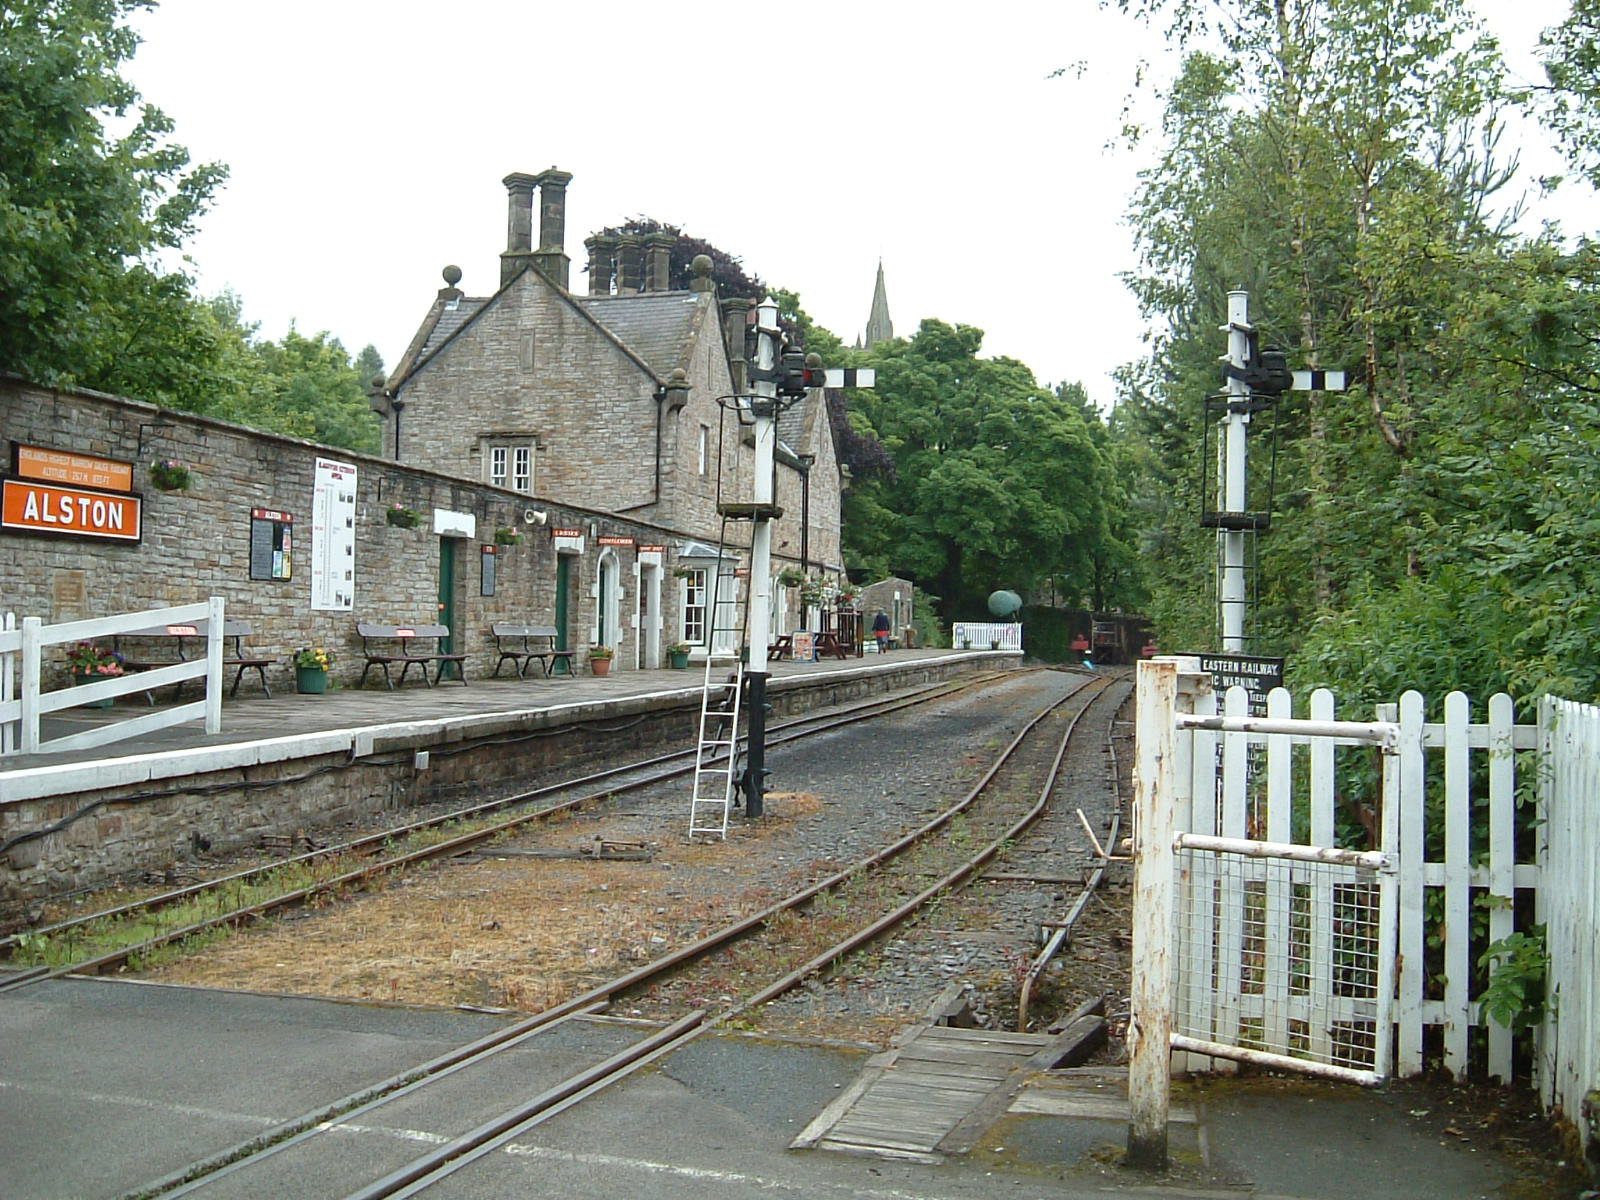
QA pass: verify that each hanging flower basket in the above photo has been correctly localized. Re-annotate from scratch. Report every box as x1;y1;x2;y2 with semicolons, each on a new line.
386;504;423;528
777;568;806;589
672;565;697;580
149;460;191;492
494;527;521;545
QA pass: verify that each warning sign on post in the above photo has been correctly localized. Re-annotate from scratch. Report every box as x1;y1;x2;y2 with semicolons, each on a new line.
1197;653;1285;716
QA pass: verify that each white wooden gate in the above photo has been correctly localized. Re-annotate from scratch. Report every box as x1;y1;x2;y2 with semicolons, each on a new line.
1130;660;1595;1167
1128;659;1402;1165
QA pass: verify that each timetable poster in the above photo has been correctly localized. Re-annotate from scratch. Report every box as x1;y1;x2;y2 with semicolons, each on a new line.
311;458;358;611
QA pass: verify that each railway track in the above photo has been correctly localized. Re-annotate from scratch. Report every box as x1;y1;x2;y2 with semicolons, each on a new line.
0;670;1019;994
119;671;1121;1200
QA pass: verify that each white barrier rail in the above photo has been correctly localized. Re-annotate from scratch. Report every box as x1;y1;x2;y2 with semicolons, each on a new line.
0;598;225;756
952;622;1022;651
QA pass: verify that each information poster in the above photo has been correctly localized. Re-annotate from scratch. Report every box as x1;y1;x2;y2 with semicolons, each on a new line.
311;458;357;611
249;508;293;581
791;630;817;662
481;545;497;596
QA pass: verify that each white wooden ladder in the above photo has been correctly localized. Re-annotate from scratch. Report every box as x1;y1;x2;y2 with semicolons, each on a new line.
688;548;747;840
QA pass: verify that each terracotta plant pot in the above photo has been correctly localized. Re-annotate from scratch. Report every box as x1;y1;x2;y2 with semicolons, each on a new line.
590;657;611;676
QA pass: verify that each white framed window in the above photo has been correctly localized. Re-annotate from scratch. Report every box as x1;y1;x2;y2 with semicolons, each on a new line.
484;439;536;494
682;568;708;645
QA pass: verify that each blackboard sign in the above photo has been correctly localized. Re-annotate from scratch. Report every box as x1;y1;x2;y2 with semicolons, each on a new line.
249;508;292;581
480;544;497;596
1198;653;1285;716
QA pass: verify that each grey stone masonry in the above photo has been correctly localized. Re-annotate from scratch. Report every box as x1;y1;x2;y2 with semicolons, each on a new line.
0;378;695;685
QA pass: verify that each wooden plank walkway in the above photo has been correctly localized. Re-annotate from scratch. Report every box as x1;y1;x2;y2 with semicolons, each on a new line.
790;1024;1080;1163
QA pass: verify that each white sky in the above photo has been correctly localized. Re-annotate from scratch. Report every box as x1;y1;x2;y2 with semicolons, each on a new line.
126;0;1582;410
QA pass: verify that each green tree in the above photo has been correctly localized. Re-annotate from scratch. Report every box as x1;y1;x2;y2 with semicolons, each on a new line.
1114;0;1520;670
0;0;229;404
846;320;1127;623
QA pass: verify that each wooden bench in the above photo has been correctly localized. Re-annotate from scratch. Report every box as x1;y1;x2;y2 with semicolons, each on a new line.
113;619;274;700
768;635;793;662
489;624;576;679
356;623;468;689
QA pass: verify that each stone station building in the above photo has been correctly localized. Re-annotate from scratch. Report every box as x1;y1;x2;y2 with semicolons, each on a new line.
0;167;848;686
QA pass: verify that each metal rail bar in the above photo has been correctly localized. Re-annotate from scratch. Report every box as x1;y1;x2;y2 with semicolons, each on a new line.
1175;712;1398;750
1018;698;1127;1028
1174;832;1392;872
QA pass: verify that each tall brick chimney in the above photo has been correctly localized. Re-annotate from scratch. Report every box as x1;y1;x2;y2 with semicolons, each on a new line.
645;232;675;292
585;234;617;295
616;234;642;295
530;168;573;290
500;172;539;286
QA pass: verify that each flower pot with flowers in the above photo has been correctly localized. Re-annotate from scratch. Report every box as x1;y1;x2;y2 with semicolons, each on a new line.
149;459;192;492
776;567;806;590
665;641;690;670
588;645;615;676
836;584;860;610
386;504;423;529
293;647;335;694
65;642;124;707
493;527;521;546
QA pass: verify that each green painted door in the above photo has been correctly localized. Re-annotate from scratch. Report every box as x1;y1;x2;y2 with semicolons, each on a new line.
437;537;457;679
554;554;571;675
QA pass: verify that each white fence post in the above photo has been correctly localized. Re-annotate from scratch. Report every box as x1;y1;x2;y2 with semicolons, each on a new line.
205;594;225;734
1;612;13;755
20;617;42;754
1128;658;1178;1169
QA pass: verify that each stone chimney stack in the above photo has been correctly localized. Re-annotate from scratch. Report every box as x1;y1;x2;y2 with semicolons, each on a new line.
585;234;617;295
530;168;573;290
616;234;643;295
721;296;751;394
500;172;539;286
644;232;675;292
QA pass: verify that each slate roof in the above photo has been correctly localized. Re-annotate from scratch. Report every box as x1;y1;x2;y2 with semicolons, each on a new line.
422;298;489;358
576;292;701;378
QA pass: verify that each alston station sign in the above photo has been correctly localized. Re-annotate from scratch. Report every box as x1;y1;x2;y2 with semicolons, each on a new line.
1;479;142;542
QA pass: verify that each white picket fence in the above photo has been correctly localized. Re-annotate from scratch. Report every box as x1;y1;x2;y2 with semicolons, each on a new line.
1140;670;1598;1149
952;621;1022;651
1539;695;1600;1150
0;598;226;756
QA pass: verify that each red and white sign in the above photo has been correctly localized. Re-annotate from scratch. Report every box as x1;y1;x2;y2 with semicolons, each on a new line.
550;527;583;538
1;479;142;541
598;535;635;547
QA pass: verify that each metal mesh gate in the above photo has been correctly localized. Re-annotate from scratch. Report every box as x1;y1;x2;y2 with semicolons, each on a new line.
1172;835;1395;1084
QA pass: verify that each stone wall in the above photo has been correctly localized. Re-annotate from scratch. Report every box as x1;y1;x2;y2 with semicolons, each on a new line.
0;653;1008;905
0;378;694;683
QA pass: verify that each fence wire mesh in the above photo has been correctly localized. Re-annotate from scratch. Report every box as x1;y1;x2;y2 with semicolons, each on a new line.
1175;847;1384;1075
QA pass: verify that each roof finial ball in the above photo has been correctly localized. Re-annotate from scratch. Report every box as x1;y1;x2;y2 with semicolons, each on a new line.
442;264;463;287
689;253;715;293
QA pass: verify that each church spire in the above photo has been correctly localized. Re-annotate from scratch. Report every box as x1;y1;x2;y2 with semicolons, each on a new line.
863;259;893;348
